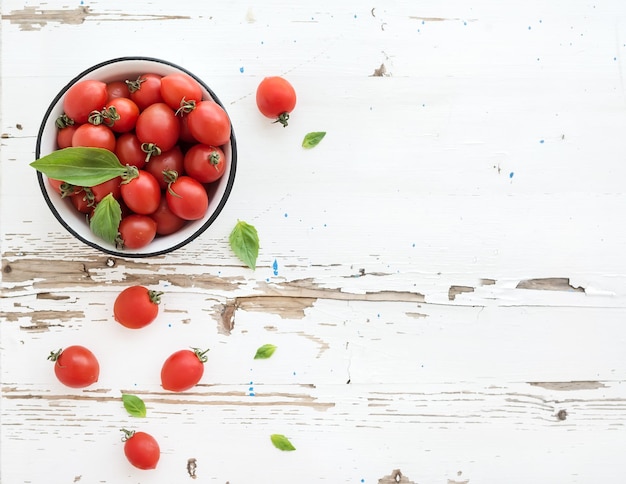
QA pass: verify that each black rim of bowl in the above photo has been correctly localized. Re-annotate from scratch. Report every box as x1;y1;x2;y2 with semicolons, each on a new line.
35;56;237;258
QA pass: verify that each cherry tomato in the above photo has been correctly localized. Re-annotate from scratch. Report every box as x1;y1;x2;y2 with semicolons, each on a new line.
183;144;226;184
115;132;146;169
106;80;130;101
121;429;160;470
104;97;140;133
256;76;297;127
144;146;184;190
48;178;81;198
72;123;116;151
161;348;209;392
150;197;186;235
118;214;158;249
57;124;79;149
187;101;231;146
127;73;163;111
70;192;92;213
63;80;108;124
114;285;163;329
48;345;100;388
160;73;203;112
120;170;161;214
166;175;209;220
91;176;122;203
136;102;180;156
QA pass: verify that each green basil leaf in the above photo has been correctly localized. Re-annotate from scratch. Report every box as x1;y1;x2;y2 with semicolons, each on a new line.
229;220;259;270
122;394;147;418
31;147;128;187
90;193;122;245
254;344;277;359
270;434;296;451
302;131;326;149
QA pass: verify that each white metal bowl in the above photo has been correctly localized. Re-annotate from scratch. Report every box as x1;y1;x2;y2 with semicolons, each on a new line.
35;56;237;258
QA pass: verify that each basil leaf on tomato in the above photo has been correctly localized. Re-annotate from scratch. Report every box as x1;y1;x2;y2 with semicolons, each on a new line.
90;193;122;244
229;220;259;270
31;147;128;187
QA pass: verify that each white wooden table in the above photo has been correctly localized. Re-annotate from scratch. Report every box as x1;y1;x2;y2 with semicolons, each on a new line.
2;1;626;482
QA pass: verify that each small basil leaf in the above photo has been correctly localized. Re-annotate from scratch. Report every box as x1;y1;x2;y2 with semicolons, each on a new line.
302;131;326;149
122;394;147;418
31;147;128;187
270;434;296;451
90;193;122;245
254;344;277;359
229;220;259;270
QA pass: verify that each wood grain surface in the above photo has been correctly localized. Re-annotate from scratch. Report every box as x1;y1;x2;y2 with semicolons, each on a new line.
2;1;626;482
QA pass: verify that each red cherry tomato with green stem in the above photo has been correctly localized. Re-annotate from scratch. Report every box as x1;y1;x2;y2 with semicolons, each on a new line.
135;103;180;160
100;97;140;133
48;345;100;388
126;73;163;111
120;170;161;215
161;348;209;392
144;146;184;190
118;214;158;249
114;285;163;329
121;429;160;470
256;76;297;127
63;79;108;124
183;144;226;183
160;73;203;112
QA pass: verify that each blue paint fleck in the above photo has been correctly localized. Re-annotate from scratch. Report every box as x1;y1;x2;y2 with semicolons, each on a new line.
412;243;416;247
540;139;545;144
463;21;467;26
249;392;255;397
239;66;244;73
266;277;270;282
614;56;618;61
528;26;532;30
249;387;254;391
361;480;365;483
261;40;264;45
509;171;515;179
284;213;288;218
323;223;327;227
354;14;357;18
273;259;279;276
293;371;297;376
168;323;172;328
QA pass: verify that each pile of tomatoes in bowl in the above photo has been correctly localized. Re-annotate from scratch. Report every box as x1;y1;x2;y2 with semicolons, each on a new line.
35;57;237;258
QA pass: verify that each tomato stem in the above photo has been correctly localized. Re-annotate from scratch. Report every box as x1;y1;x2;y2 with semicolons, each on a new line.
209;151;221;169
273;112;290;127
175;98;196;116
120;165;140;184
148;290;164;305
125;76;145;93
163;170;182;198
47;348;63;362
191;347;210;363
55;113;75;129
141;143;162;163
120;428;135;442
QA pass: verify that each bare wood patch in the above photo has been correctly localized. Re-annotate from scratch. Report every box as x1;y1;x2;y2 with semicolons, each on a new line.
1;257;241;293
406;311;428;319
448;285;475;301
480;278;496;286
516;278;585;293
237;295;316;320
529;381;607;391
379;469;415;484
2;6;191;31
